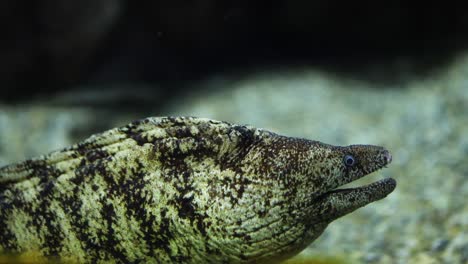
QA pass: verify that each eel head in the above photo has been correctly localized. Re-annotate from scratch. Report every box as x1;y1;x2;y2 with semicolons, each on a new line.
306;144;396;223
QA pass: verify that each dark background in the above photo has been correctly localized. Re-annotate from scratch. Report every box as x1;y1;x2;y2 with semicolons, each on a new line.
1;1;467;101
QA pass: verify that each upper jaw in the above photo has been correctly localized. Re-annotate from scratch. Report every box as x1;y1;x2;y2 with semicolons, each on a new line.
336;147;392;191
341;148;393;191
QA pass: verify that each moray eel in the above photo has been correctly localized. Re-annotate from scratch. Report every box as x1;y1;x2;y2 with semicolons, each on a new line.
0;116;395;263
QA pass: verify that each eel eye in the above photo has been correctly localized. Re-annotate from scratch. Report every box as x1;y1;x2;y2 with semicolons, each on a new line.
343;155;355;167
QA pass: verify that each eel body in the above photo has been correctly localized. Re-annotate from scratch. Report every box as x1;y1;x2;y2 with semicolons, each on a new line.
0;116;395;263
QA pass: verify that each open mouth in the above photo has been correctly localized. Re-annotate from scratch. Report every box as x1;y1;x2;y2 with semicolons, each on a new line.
313;177;396;222
322;177;396;197
312;149;396;221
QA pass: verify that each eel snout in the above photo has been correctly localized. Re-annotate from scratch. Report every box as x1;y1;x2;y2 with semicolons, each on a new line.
312;147;396;222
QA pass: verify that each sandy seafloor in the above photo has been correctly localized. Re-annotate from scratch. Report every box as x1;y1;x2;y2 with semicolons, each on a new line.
1;54;467;264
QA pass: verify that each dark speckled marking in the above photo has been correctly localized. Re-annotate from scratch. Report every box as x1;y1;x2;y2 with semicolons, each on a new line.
101;203;128;263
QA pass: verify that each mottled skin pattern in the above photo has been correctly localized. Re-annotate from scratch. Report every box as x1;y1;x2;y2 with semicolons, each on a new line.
0;117;395;263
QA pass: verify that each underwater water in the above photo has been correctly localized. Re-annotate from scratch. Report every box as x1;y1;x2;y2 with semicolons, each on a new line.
0;54;467;264
3;2;468;263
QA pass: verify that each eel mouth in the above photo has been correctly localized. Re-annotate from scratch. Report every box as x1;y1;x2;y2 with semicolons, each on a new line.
313;178;396;222
323;177;396;198
313;149;396;221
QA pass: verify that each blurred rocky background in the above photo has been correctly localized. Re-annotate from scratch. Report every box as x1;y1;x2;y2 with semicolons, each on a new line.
1;1;468;263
